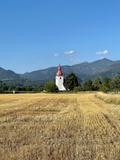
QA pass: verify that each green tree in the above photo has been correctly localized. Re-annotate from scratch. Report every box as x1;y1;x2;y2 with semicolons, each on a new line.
25;86;33;91
100;77;112;92
65;73;78;90
103;77;111;88
81;80;93;91
8;85;14;91
87;79;93;91
15;86;21;92
100;84;109;93
93;77;102;91
73;86;81;93
81;81;88;91
44;81;58;93
0;86;4;93
111;74;120;93
34;86;43;92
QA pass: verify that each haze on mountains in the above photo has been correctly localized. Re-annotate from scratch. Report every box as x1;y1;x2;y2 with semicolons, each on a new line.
0;58;120;85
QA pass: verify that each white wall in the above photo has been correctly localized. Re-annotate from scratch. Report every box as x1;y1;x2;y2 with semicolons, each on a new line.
56;76;66;91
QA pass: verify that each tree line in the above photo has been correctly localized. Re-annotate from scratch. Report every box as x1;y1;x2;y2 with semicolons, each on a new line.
0;84;43;93
44;73;120;93
0;73;120;93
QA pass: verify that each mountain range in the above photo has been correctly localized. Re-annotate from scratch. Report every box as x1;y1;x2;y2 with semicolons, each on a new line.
0;58;120;85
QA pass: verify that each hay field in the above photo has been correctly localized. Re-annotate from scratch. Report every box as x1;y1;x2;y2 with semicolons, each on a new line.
0;93;120;160
96;92;120;105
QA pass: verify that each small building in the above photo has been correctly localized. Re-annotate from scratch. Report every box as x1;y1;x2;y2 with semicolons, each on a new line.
56;65;66;91
13;90;15;94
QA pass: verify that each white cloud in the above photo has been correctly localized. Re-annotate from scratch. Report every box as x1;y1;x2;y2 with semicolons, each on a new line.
96;50;109;55
54;53;59;57
70;58;80;63
103;50;109;54
64;50;76;55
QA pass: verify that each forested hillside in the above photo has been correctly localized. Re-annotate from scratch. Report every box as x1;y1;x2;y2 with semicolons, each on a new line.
0;58;120;86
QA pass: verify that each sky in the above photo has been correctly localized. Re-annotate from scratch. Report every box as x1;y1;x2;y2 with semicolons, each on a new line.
0;0;120;73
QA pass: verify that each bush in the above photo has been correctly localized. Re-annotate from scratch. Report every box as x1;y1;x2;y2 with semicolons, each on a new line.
100;84;109;93
73;86;81;93
44;81;58;93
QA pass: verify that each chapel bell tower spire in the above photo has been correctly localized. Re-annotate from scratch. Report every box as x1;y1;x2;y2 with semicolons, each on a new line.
55;64;66;91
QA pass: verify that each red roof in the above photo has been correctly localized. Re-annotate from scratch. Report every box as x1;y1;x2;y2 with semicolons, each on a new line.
56;65;63;76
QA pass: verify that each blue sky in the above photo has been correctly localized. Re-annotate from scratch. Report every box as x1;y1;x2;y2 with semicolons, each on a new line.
0;0;120;73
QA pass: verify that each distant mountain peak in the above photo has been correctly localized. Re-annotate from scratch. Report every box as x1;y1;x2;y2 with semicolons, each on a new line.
100;58;113;61
1;58;120;84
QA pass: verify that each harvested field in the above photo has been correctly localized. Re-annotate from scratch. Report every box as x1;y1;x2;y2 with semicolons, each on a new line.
0;93;120;160
96;92;120;105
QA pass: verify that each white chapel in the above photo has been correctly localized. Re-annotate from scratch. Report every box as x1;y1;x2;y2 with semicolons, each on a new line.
55;65;66;91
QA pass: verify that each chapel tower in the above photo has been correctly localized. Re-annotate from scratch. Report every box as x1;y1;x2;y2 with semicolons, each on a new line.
56;65;66;91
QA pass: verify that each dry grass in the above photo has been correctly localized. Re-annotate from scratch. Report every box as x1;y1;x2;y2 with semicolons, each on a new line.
96;92;120;105
0;93;120;160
